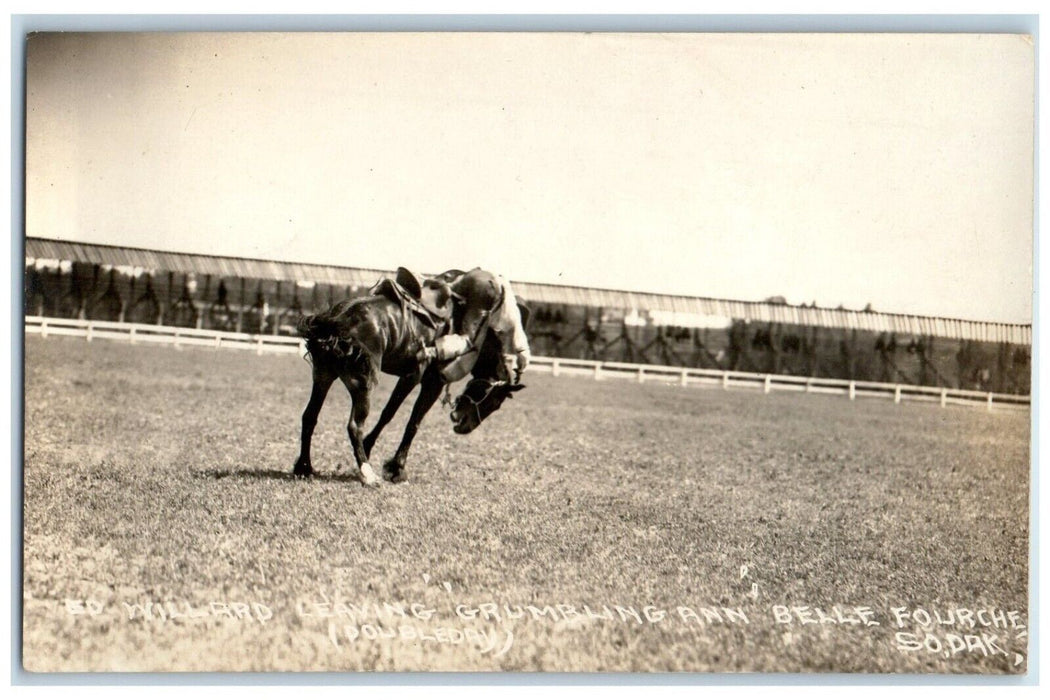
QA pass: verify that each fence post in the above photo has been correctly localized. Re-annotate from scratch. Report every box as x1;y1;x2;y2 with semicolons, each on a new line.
894;385;901;404
594;363;602;381
129;326;136;345
940;388;947;408
805;378;812;393
763;375;771;394
987;392;993;411
679;369;688;387
173;329;181;350
552;359;560;377
257;337;264;356
848;381;856;401
85;322;93;342
722;371;729;390
637;367;645;384
40;319;48;338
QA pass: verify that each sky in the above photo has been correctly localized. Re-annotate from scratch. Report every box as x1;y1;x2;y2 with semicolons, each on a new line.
24;32;1034;323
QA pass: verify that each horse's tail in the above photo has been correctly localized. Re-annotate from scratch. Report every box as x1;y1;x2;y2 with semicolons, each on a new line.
296;309;360;362
295;312;325;342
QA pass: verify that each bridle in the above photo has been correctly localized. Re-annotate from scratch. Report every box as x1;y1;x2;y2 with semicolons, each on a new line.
451;376;506;427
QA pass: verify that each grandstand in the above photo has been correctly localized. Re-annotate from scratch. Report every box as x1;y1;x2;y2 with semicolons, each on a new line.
24;237;1031;394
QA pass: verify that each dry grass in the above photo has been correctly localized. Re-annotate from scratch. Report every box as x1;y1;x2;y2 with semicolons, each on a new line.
22;335;1030;673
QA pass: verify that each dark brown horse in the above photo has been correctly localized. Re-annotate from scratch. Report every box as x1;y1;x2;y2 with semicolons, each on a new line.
293;268;520;486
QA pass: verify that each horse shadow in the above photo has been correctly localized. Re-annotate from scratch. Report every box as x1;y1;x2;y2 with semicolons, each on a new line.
192;467;365;483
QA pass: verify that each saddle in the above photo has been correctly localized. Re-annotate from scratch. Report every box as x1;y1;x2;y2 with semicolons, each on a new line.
371;267;454;329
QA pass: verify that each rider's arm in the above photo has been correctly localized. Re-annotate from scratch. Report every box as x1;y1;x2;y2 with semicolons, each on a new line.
498;295;531;381
434;333;473;361
418;333;474;363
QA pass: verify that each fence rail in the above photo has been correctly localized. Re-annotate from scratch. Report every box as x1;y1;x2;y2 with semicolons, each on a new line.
25;315;305;355
527;356;1029;411
25;316;1030;411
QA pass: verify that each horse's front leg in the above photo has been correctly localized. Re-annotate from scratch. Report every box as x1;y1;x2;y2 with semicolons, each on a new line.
362;374;419;459
293;371;335;477
384;369;445;483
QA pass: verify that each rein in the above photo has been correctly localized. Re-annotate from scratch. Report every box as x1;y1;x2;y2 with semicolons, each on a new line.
438;274;509;392
465;283;506;354
442;281;505;367
445;282;516;426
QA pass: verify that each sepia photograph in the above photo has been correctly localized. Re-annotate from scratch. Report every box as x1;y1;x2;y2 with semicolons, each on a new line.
19;28;1033;674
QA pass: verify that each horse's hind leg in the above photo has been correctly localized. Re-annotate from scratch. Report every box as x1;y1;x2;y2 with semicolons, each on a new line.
294;371;335;477
362;375;419;459
344;376;379;487
384;369;444;483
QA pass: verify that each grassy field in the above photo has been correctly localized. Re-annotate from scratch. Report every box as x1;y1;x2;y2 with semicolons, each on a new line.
22;335;1030;674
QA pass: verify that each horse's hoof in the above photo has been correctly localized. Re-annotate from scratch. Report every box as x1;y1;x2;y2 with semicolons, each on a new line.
382;466;407;483
382;459;406;483
359;462;381;488
293;461;314;478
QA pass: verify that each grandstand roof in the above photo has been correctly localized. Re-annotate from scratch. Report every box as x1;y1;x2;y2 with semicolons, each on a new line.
25;237;1031;345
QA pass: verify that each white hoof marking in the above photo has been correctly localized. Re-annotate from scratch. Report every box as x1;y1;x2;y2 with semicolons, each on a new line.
360;462;380;487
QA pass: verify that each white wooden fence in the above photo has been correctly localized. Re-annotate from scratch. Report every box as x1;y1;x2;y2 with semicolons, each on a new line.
25;316;1030;411
25;315;305;355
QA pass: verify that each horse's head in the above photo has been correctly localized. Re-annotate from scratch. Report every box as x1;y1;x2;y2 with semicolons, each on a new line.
450;377;525;434
448;325;525;434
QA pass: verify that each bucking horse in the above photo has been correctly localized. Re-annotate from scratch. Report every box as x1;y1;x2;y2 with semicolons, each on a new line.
293;267;528;486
